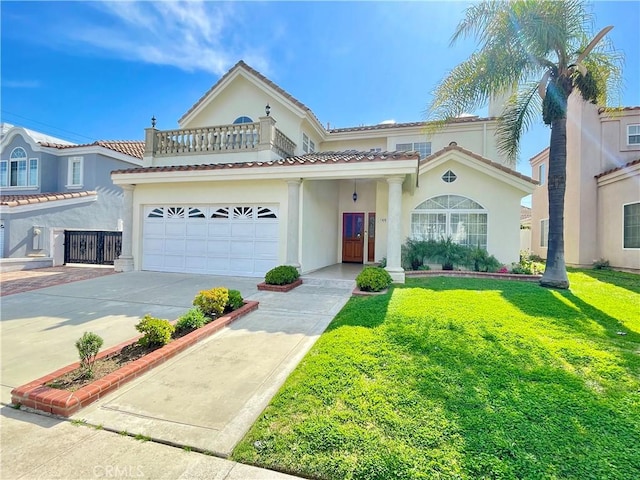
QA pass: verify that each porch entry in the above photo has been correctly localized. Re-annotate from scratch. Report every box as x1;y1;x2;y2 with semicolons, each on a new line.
342;212;376;263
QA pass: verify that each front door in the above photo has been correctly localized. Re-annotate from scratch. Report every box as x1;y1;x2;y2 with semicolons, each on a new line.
342;212;364;263
367;212;376;262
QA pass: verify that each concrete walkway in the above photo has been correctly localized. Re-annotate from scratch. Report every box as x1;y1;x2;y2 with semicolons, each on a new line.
1;271;354;479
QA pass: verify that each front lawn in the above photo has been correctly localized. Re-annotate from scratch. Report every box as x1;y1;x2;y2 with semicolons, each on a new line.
233;270;640;480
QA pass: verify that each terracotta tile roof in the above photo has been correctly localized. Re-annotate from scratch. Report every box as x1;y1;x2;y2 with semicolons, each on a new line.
0;191;97;207
328;116;496;133
112;150;420;175
520;205;532;221
39;141;144;159
598;106;640;114
179;60;324;129
595;158;640;179
420;144;537;184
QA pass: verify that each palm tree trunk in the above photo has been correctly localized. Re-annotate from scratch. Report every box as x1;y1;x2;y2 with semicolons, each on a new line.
540;117;570;289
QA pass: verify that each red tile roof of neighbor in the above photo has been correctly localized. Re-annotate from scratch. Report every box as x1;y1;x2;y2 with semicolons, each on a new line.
39;141;145;159
0;191;97;207
328;117;496;133
420;144;537;184
520;205;532;221
595;158;640;179
112;150;420;175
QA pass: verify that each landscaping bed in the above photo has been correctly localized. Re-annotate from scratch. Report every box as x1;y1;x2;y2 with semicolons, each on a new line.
11;300;258;417
406;269;541;281
257;278;303;292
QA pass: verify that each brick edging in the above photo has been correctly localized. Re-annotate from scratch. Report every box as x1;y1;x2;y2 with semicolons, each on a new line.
406;270;541;281
257;278;303;292
11;301;259;417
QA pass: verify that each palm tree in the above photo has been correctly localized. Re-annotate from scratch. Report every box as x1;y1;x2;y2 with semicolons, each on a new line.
428;0;621;289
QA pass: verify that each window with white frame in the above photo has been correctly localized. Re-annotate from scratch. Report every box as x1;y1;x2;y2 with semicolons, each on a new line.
540;219;549;247
302;133;315;153
623;202;640;248
628;124;640;145
538;163;546;185
370;148;382;153
8;147;37;187
411;195;487;249
67;156;83;187
0;160;7;187
395;141;431;159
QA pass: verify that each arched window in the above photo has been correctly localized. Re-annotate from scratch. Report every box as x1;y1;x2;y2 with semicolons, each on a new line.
8;147;37;187
233;116;253;124
411;194;487;249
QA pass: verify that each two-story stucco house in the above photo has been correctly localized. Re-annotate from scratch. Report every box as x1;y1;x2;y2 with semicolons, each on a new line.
0;124;144;269
530;95;640;271
111;61;536;282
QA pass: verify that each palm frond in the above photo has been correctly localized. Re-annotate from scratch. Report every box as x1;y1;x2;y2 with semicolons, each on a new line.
496;83;543;165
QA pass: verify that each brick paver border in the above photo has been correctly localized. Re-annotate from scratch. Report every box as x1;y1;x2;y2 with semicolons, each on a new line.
257;278;303;292
11;301;259;417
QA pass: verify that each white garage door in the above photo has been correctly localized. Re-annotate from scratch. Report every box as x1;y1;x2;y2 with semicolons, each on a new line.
142;205;279;277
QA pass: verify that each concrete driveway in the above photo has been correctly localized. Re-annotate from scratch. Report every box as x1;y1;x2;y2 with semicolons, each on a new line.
1;270;353;478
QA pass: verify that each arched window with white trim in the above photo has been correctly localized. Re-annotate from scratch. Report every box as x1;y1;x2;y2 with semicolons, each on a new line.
411;194;488;249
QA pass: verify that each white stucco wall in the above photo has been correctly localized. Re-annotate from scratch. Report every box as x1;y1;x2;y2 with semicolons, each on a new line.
180;75;303;153
300;179;340;272
405;159;526;265
129;180;290;270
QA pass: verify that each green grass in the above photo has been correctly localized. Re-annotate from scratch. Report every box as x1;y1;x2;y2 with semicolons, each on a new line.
232;270;640;479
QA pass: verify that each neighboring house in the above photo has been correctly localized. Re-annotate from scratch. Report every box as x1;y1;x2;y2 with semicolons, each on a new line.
520;205;532;252
0;124;144;268
530;96;640;271
111;61;536;282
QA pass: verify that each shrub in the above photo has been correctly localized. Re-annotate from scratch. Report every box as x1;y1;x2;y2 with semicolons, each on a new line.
510;251;545;275
356;266;392;292
226;289;244;312
401;238;438;270
135;314;175;347
193;287;229;318
498;266;509;273
593;258;610;270
432;237;468;270
466;246;501;272
175;307;207;332
265;265;300;285
417;264;431;271
75;332;104;379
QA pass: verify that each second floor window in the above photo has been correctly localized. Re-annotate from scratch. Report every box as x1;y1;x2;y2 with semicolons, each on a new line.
4;147;38;187
303;133;315;153
68;156;83;187
538;163;546;185
395;142;431;159
233;116;253;124
628;124;640;145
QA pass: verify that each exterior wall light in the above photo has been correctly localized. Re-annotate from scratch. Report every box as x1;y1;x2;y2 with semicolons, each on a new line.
265;104;271;116
353;180;358;202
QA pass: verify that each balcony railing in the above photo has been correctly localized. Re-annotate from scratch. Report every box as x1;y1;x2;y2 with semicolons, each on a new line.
146;117;296;159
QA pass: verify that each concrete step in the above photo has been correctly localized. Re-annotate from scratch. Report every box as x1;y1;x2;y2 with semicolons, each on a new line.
300;276;356;290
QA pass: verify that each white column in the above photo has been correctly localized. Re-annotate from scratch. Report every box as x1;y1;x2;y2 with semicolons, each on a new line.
385;176;405;283
286;179;302;270
114;184;135;272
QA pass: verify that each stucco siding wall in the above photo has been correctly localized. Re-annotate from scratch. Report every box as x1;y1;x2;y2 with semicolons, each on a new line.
130;180;289;271
321;138;388;152
4;188;122;258
181;76;303;153
300;180;339;272
405;160;524;265
600;111;640;172
597;174;640;270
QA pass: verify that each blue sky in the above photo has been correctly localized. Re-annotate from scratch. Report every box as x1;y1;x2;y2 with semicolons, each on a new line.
2;0;639;181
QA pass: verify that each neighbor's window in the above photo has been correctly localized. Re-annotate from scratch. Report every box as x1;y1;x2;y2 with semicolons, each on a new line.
395;142;432;159
628;125;640;145
538;163;546;185
67;156;83;187
411;194;487;249
623;202;640;248
9;147;37;187
0;160;7;187
540;219;549;248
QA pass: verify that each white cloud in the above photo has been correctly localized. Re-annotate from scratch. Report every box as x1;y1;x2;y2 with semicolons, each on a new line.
62;1;267;75
3;80;41;88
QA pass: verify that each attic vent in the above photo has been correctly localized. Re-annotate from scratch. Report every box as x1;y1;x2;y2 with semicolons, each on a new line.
442;170;457;183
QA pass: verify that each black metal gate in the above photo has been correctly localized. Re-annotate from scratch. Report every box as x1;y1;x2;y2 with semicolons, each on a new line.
64;230;122;265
